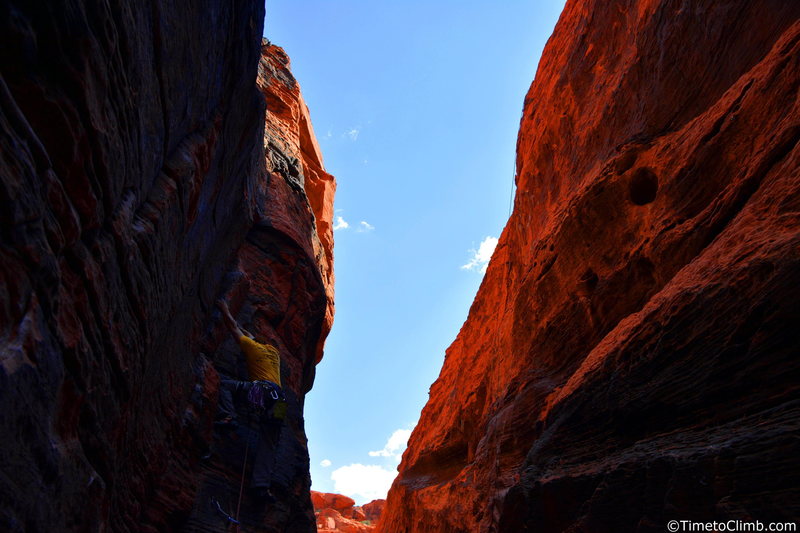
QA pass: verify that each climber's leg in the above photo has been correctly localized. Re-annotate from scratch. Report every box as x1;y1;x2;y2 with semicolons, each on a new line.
216;378;245;426
251;415;283;501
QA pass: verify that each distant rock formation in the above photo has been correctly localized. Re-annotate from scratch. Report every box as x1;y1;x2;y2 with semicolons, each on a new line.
381;1;800;531
0;2;333;532
312;491;358;516
362;499;386;524
312;491;379;533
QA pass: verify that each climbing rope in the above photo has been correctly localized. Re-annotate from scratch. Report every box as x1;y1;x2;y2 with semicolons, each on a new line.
233;435;251;532
214;381;283;531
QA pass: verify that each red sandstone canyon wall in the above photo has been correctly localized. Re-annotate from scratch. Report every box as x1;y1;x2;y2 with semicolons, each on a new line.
0;3;334;532
381;2;800;532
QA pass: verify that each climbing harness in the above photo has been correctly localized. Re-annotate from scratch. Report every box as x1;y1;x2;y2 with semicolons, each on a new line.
246;380;285;411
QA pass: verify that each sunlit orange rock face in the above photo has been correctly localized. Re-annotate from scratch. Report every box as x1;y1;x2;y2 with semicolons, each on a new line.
381;1;800;531
257;42;336;365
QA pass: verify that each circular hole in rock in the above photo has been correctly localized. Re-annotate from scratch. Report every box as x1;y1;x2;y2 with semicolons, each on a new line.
629;167;658;205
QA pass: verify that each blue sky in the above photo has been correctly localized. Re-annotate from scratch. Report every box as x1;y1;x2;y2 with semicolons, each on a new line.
265;1;565;504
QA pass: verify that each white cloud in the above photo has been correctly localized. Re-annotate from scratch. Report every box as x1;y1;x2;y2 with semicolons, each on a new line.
331;464;396;503
346;127;360;141
461;236;498;274
333;216;349;231
320;459;332;468
357;221;375;233
327;426;415;503
368;429;412;462
333;215;373;234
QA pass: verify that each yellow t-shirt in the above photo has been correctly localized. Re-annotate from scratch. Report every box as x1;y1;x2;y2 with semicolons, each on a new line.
238;336;281;386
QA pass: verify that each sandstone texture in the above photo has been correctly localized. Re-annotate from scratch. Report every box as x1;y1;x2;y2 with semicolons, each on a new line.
0;2;333;532
381;2;800;532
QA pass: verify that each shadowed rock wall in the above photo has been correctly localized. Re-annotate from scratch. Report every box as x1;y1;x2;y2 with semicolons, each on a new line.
381;2;800;532
1;3;334;532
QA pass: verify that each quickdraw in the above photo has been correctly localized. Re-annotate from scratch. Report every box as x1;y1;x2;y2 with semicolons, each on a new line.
211;497;240;525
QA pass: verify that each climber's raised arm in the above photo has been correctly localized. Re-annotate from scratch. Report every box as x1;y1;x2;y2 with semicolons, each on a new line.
217;299;247;339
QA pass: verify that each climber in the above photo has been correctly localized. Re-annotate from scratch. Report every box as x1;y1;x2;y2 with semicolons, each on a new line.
215;299;286;504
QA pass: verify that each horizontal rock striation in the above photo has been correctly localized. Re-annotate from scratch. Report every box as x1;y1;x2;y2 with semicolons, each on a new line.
1;3;333;533
381;1;800;532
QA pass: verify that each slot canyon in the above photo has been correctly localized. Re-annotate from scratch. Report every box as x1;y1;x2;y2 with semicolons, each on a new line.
1;1;798;532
